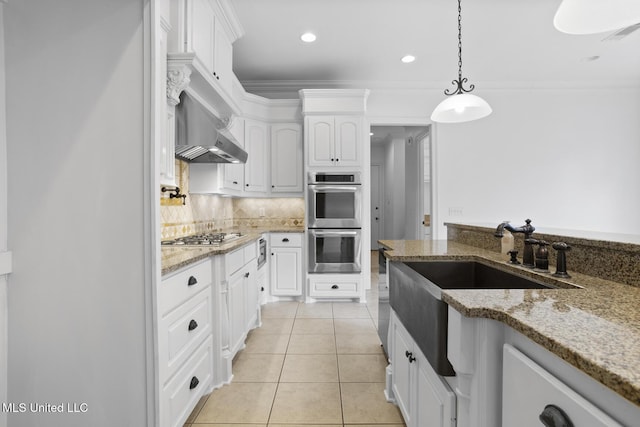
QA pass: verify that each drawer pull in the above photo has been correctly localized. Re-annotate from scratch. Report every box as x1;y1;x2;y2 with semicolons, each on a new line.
189;376;199;390
539;405;573;427
187;276;198;287
245;272;250;278
405;351;416;363
282;238;290;242
331;284;339;289
188;319;198;331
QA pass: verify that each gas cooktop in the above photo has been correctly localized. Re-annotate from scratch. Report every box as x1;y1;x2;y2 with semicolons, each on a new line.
161;232;243;246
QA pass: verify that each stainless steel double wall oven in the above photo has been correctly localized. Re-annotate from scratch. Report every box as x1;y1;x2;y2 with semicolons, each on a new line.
307;172;362;274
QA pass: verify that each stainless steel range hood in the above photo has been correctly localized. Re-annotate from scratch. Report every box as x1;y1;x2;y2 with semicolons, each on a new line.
175;91;248;164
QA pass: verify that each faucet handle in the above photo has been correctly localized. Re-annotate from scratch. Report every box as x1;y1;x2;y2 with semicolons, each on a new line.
552;242;571;278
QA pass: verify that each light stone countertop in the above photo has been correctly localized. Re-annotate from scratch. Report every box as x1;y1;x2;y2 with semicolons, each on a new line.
379;239;640;407
161;228;304;276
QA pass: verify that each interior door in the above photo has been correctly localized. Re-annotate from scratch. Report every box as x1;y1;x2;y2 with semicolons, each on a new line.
371;164;382;249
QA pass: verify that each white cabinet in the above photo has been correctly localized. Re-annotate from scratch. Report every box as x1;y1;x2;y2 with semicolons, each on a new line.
244;119;269;194
389;310;456;427
502;345;622;427
270;233;303;297
223;242;258;355
271;123;303;193
174;0;235;97
157;9;175;186
306;115;363;167
308;275;361;299
158;259;213;427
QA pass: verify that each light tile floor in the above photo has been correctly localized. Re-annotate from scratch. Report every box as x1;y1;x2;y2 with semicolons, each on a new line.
184;251;404;427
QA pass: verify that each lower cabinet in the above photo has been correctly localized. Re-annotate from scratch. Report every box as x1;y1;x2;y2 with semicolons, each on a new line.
308;275;361;298
389;310;456;427
270;233;302;297
159;259;213;427
502;345;622;427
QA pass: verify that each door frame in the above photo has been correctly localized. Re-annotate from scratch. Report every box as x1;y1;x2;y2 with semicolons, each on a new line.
370;162;384;249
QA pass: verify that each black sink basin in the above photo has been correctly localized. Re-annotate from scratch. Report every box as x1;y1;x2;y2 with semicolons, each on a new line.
389;260;554;377
404;260;554;290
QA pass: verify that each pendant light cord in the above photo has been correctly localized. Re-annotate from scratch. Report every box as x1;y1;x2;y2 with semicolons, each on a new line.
444;0;475;96
457;0;463;83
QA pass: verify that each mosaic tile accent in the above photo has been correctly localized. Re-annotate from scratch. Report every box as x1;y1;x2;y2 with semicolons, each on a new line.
160;160;304;240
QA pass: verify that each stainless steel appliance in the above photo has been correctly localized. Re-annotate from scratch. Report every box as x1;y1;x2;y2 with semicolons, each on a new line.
161;232;243;246
257;238;267;269
307;172;362;228
308;228;362;273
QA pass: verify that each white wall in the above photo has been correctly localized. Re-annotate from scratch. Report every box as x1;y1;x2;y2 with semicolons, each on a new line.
367;87;640;238
5;1;150;426
0;4;8;426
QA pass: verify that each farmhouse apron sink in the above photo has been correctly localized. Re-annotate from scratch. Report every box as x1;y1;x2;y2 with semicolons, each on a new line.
389;260;554;376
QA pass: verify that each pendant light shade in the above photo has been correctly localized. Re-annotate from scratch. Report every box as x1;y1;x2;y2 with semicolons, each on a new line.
554;0;640;35
431;0;491;124
430;93;492;123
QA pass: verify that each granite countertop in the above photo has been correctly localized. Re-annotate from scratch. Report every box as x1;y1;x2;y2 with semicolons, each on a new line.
379;239;640;407
162;228;304;275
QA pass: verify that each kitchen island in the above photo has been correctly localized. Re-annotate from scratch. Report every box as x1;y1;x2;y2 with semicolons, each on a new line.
380;239;640;427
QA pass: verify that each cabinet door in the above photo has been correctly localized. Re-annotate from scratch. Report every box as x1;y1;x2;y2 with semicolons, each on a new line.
189;0;215;73
307;116;335;167
244;120;269;194
245;263;259;331
334;116;361;166
271;123;302;193
415;349;456;427
391;318;413;425
270;247;302;296
213;15;233;96
222;163;243;191
227;271;245;354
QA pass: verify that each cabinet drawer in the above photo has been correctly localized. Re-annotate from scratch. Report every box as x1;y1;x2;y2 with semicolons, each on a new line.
310;279;359;297
244;241;257;262
160;259;212;315
226;247;245;275
159;287;212;382
162;337;213;427
270;232;302;247
502;344;622;427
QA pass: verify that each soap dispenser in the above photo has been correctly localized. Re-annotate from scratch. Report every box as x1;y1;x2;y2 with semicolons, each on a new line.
501;230;515;254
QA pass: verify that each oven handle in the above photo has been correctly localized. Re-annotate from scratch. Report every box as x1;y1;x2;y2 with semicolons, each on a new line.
312;230;359;236
309;186;360;192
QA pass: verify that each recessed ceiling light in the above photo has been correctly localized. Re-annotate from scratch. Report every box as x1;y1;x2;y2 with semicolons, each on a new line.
301;32;317;43
401;55;416;63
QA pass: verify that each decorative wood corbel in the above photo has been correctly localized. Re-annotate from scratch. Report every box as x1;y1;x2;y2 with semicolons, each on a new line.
166;65;192;106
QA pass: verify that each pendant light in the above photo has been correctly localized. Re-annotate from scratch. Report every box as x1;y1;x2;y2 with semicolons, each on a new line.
554;0;640;35
431;0;491;124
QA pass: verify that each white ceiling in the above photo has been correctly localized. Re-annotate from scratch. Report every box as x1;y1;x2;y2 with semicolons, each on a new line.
229;0;640;98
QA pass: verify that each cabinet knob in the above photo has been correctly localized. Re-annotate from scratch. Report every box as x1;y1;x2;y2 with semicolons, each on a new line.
539;405;574;427
188;319;198;331
336;158;339;162
233;181;238;185
331;284;339;289
272;185;275;188
189;376;200;390
405;350;416;362
246;183;249;187
187;276;198;287
245;272;250;278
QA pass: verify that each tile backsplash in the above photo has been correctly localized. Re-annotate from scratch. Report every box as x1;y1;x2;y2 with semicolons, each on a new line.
160;160;304;239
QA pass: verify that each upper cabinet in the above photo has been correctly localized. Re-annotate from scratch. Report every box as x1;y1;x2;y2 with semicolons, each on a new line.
271;123;303;193
167;0;243;119
300;89;370;170
306;115;362;168
244;119;269;194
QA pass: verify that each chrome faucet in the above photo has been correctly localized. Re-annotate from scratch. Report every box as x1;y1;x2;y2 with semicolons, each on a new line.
495;219;536;268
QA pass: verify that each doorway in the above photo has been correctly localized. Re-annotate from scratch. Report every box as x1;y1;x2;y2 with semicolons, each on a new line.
370;125;431;245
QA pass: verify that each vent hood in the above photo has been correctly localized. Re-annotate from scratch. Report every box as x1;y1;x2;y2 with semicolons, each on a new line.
175;91;248;164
